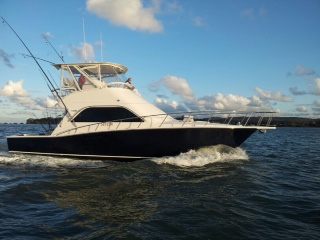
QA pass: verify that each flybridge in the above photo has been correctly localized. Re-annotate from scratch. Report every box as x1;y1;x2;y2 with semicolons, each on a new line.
53;62;132;95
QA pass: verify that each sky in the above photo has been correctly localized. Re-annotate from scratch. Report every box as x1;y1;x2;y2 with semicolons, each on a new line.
0;0;320;123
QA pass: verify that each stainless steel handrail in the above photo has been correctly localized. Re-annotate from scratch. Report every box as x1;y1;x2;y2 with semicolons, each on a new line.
54;110;277;136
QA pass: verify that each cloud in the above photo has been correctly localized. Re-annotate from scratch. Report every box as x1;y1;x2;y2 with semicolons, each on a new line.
0;80;28;97
189;93;272;111
312;109;320;115
154;92;273;113
154;97;188;113
86;0;163;33
160;76;194;99
295;65;316;76
200;94;251;110
69;42;95;62
42;32;53;39
0;48;14;68
150;76;276;112
296;106;308;112
255;87;293;102
289;87;307;96
314;99;320;107
247;95;267;107
0;80;57;110
154;97;186;112
156;94;169;99
311;78;320;95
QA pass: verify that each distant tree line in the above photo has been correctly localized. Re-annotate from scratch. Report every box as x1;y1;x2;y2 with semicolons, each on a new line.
269;117;320;127
26;117;62;124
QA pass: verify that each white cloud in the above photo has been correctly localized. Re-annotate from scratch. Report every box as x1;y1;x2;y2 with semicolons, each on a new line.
154;97;187;112
156;98;179;108
190;93;272;111
0;80;28;97
86;0;163;33
160;76;194;99
248;95;266;107
202;94;251;110
150;76;275;112
255;87;293;102
296;106;308;112
42;32;53;39
311;78;320;95
0;80;57;111
69;42;95;62
154;92;273;113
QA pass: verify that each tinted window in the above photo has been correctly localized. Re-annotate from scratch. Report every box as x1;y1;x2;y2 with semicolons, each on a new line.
74;107;142;122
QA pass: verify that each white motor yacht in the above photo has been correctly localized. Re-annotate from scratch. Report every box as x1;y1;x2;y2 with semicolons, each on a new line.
7;62;276;160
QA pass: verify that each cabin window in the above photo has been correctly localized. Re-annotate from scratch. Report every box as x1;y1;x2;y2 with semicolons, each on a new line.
74;107;142;122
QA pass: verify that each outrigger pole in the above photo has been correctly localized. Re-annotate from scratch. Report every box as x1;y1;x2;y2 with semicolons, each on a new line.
42;34;65;63
1;17;71;117
20;53;55;64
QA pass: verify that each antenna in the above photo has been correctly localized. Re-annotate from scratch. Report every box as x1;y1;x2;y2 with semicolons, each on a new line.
100;31;103;62
82;17;87;62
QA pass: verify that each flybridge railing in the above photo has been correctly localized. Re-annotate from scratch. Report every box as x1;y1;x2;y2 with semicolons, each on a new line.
54;110;277;136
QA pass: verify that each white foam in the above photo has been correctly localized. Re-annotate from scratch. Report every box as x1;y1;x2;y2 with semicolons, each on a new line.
0;145;249;169
0;153;108;169
152;145;249;167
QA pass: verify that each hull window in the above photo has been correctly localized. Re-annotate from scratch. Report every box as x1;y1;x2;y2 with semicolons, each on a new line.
74;107;142;122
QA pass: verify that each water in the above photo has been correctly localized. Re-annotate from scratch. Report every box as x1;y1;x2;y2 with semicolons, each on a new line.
0;124;319;239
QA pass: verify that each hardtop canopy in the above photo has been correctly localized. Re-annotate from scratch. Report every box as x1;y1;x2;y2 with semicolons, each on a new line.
52;62;128;75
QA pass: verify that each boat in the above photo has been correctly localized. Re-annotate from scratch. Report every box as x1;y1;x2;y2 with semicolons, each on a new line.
7;62;276;160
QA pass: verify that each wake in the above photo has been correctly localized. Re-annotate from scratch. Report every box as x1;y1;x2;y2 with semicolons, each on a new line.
152;145;249;167
0;153;108;169
0;145;249;169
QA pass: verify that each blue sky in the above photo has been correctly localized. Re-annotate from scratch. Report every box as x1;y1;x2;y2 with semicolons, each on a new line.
1;0;320;123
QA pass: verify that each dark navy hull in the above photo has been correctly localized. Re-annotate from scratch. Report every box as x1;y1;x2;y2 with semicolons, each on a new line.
7;128;257;160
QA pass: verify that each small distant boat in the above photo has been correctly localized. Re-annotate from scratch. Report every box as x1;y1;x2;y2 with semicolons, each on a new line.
259;129;267;134
6;62;276;160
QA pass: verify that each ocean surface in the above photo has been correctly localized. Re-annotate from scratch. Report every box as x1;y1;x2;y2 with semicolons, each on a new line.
0;124;319;239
